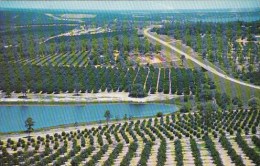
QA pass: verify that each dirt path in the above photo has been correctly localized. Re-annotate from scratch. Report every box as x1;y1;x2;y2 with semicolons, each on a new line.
156;68;161;92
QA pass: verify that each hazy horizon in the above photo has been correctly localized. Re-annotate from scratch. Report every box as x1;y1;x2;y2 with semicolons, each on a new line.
0;0;260;11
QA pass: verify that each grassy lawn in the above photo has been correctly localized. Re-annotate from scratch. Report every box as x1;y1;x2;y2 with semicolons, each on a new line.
186;59;195;69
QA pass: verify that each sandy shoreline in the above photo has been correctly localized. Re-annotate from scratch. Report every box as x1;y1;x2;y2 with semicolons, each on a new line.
0;92;180;137
0;91;178;103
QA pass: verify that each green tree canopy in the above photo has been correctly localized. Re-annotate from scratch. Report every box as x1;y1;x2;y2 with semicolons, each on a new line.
25;117;35;137
104;110;111;125
129;83;147;98
248;97;259;110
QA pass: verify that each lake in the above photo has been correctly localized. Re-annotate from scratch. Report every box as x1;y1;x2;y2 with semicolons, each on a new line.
0;103;178;132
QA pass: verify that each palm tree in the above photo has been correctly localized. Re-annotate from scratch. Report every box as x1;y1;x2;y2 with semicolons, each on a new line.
104;110;111;125
25;117;35;137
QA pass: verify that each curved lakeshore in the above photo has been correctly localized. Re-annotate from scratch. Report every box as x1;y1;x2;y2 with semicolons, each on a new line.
0;103;178;133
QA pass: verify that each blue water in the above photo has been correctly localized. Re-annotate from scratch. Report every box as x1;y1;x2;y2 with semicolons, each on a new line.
0;103;178;132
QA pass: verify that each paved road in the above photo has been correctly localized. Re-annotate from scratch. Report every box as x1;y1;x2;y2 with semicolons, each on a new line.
144;27;260;90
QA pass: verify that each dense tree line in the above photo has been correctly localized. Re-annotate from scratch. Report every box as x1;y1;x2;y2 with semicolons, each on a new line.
219;135;245;166
103;143;123;166
147;67;159;94
174;139;183;166
86;144;109;166
204;135;224;166
156;138;166;166
0;62;210;96
138;141;153;166
190;138;203;166
120;143;138;166
235;133;260;165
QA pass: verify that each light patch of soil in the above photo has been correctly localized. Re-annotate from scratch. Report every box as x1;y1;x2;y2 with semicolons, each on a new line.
0;91;177;103
113;50;119;61
145;56;162;64
236;38;259;44
60;14;96;19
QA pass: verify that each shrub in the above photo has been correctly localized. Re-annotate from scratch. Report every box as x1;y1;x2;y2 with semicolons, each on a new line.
128;84;148;98
156;112;163;117
252;136;260;148
150;87;156;94
190;138;203;166
204;136;223;166
248;97;259;110
103;143;123;166
138;141;153;165
180;105;190;113
120;143;138;166
157;139;166;166
184;95;188;102
174;139;184;166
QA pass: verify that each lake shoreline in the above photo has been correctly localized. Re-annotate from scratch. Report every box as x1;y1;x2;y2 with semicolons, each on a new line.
0;101;179;106
0;103;179;133
0;112;175;136
0;91;179;104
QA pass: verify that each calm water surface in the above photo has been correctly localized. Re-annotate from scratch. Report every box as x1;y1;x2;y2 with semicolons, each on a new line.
0;103;178;132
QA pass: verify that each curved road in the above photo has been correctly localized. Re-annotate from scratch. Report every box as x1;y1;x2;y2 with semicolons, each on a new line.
144;27;260;90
